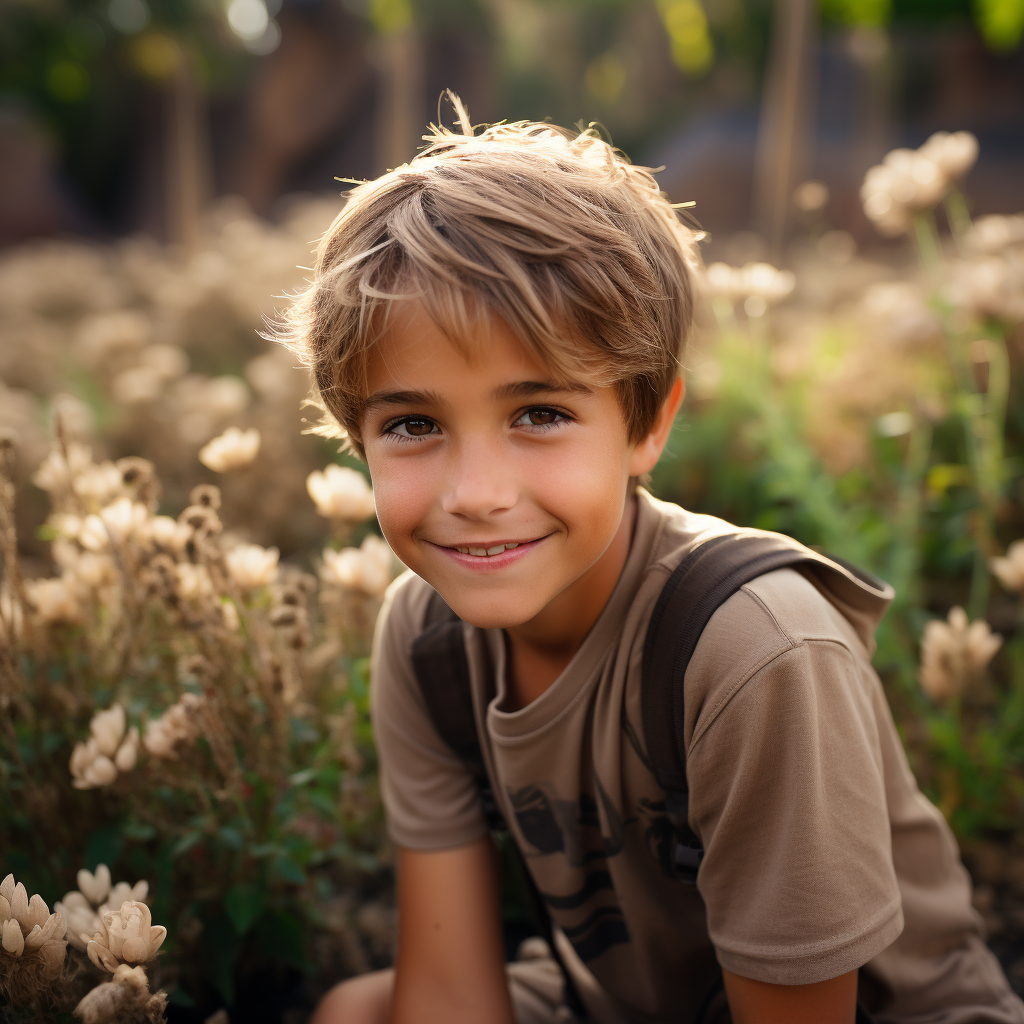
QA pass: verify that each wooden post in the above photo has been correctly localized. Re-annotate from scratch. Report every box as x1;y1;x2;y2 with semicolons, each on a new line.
374;28;424;172
753;0;818;260
168;48;209;251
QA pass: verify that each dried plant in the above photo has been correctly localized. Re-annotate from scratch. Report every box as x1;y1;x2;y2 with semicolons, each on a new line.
0;432;390;1011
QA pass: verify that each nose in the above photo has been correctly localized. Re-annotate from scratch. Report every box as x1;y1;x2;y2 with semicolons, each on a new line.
440;439;519;519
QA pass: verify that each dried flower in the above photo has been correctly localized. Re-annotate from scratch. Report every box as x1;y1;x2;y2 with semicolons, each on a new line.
24;577;81;623
53;893;102;953
99;497;148;543
175;563;213;601
87;901;166;972
320;535;394;597
990;541;1024;594
189;483;222;510
143;694;204;759
704;261;796;305
306;465;376;521
918;130;979;181
76;866;112;907
69;705;138;788
74;963;167;1024
225;542;279;591
967;214;1024;254
198;426;261;472
919;607;1002;703
145;515;191;552
0;874;68;972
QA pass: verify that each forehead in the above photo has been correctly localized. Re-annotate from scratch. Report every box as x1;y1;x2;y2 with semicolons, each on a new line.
365;299;558;396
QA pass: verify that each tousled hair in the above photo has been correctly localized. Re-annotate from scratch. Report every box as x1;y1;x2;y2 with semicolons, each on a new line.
275;96;701;458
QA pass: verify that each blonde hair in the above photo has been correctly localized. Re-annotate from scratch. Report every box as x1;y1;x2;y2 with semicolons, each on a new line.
277;98;701;458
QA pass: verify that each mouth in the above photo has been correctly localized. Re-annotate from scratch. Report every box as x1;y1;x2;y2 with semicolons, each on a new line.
428;535;549;568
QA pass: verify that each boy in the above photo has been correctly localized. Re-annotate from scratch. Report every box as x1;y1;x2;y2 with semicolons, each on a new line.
285;105;1024;1023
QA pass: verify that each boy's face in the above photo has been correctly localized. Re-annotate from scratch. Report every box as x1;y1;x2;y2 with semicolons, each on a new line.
361;301;667;630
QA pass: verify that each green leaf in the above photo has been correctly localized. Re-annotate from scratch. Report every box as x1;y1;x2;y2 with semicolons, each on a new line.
272;855;306;885
218;826;244;851
171;832;204;858
85;826;125;871
122;821;157;841
256;910;306;971
224;884;265;936
288;768;316;787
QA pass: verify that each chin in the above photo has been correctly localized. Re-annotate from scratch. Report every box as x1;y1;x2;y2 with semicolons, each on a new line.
441;589;544;631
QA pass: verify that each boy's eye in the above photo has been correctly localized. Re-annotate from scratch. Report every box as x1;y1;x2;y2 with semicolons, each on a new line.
514;407;568;429
386;417;437;438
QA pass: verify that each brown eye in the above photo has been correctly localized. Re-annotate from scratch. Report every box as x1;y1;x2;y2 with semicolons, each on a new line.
527;409;557;425
404;418;433;436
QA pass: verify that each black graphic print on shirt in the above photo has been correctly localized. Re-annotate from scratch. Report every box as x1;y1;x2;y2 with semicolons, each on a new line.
506;776;638;962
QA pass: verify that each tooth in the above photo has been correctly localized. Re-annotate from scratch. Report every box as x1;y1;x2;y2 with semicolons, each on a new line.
469;547;487;556
505;543;518;549
486;545;506;556
456;547;469;554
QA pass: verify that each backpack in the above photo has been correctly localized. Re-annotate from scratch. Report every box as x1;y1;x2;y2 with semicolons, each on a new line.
409;528;893;1021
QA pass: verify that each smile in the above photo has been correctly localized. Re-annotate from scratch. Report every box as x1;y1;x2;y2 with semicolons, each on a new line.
452;542;522;556
430;535;548;569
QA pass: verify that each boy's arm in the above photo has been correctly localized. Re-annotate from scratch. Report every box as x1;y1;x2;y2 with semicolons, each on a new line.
391;836;514;1024
723;967;858;1024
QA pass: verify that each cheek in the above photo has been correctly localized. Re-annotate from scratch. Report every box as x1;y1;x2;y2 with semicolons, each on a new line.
365;456;434;546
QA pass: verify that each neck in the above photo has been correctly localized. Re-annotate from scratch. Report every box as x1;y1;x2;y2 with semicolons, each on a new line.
503;492;637;710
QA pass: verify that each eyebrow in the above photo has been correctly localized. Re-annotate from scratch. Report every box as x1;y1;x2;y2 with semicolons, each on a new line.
363;380;590;412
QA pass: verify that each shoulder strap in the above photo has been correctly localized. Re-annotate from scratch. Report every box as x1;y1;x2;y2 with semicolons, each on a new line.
641;531;891;882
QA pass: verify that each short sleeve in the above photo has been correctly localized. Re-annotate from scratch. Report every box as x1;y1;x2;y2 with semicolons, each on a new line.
686;637;904;985
370;573;490;850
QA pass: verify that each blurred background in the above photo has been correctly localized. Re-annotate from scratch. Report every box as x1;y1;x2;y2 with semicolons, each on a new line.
2;0;1023;246
2;1;1024;1021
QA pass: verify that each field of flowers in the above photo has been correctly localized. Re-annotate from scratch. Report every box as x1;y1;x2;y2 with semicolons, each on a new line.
2;130;1024;1021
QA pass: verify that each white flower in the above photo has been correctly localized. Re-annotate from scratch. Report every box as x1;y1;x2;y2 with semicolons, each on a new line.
0;873;68;970
991;540;1024;594
24;577;81;623
74;964;156;1024
703;262;795;304
76;865;112;907
143;695;203;759
74;462;125;506
31;443;93;494
320;535;394;597
198;426;260;472
114;728;139;772
919;607;1002;703
87;900;166;972
306;465;376;521
77;514;110;551
111;365;165;405
145;515;191;552
91;703;127;757
225;543;279;591
967;214;1024;254
69;739;118;789
918;130;979;181
99;498;149;543
54;892;102;952
175;563;213;601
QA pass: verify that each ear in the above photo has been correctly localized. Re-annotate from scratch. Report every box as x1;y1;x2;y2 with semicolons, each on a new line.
628;377;684;477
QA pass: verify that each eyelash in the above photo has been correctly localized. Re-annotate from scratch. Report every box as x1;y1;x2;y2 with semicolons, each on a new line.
381;407;571;443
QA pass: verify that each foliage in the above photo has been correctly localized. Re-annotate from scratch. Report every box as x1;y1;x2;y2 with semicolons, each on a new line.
0;434;390;1017
652;152;1024;845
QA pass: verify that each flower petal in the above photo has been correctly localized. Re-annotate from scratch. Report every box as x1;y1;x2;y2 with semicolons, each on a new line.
27;893;50;929
147;924;167;956
0;875;13;904
120;935;150;963
2;918;25;957
87;938;120;973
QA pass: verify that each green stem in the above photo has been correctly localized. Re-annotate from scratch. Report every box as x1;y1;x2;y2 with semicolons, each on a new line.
913;211;943;272
943;188;973;250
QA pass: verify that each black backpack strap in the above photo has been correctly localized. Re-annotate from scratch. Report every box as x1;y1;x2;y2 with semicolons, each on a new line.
410;588;589;1019
641;531;892;884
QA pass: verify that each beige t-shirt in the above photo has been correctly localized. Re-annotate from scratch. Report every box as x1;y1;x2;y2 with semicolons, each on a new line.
372;489;1024;1024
